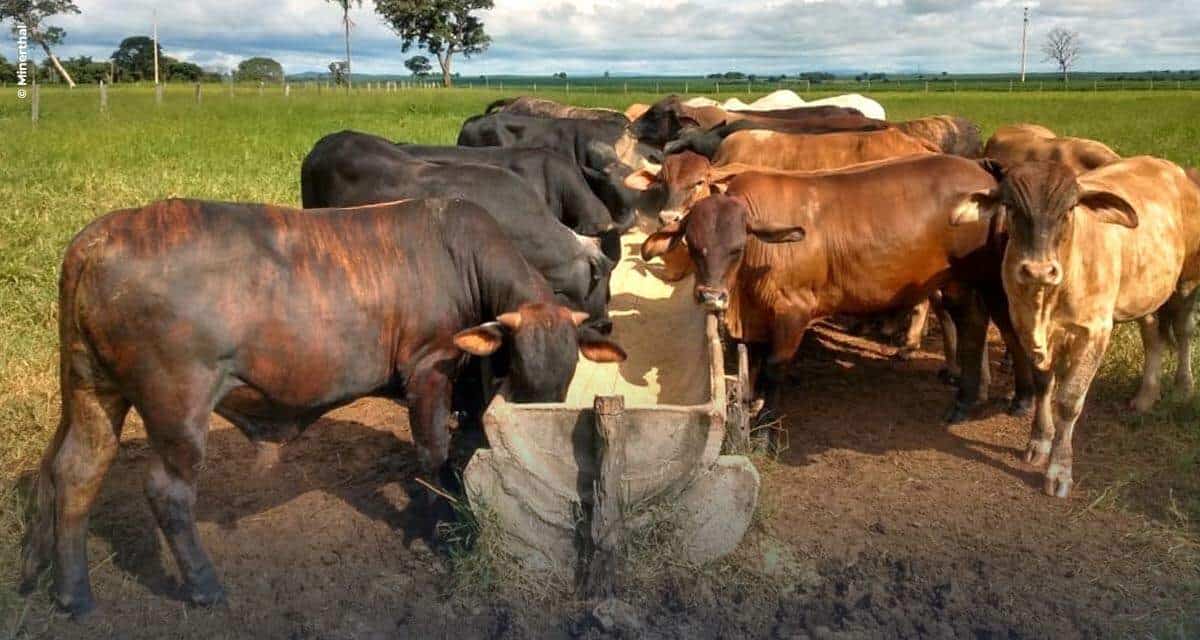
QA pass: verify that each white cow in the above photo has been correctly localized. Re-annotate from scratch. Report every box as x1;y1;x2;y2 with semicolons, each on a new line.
682;89;887;120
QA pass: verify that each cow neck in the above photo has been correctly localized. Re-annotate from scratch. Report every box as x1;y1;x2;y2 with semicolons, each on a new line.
460;240;554;325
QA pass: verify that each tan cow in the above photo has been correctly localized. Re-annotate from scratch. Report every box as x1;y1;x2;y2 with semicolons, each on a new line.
896;115;983;157
951;157;1200;497
984;124;1120;173
624;103;651;121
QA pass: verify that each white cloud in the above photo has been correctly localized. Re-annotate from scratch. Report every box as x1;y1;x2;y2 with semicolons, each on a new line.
8;0;1197;75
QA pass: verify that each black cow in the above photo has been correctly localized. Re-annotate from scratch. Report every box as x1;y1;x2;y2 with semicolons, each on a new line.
457;112;664;223
20;197;626;616
396;143;633;232
301;130;615;326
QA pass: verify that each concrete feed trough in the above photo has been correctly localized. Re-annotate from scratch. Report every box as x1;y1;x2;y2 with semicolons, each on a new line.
464;230;760;580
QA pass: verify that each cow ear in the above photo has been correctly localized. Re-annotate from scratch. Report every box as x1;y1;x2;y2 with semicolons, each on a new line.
624;169;658;191
641;222;684;260
747;219;806;244
1078;189;1138;228
578;332;627;363
453;322;505;356
950;188;1001;226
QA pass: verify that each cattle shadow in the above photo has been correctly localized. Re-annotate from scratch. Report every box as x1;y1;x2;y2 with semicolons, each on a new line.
768;322;1043;490
81;409;475;604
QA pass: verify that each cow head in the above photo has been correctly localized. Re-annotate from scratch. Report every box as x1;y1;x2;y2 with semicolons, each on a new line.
630;96;704;148
583;141;664;230
453;303;626;402
624;151;719;225
950;160;1137;368
640;194;806;312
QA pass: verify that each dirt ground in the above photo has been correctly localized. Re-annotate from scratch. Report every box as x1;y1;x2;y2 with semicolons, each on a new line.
9;325;1200;640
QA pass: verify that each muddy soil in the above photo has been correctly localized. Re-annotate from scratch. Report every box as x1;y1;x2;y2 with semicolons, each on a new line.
10;327;1198;639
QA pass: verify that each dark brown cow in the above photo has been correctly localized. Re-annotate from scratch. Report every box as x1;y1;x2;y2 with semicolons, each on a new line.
20;198;626;617
485;96;630;124
896;115;983;158
640;155;1035;422
984;124;1120;173
630;94;872;147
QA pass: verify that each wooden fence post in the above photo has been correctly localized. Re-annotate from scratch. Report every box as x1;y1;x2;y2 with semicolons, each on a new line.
715;81;720;95
623;81;627;94
31;83;39;125
194;82;201;104
684;81;688;94
284;83;291;98
805;79;810;93
258;82;264;97
586;395;627;597
155;82;163;105
99;80;108;113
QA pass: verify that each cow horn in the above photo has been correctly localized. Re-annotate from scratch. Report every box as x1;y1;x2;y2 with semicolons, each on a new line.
496;311;522;330
570;311;590;327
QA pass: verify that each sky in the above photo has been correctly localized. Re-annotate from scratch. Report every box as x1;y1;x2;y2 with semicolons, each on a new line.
16;0;1200;77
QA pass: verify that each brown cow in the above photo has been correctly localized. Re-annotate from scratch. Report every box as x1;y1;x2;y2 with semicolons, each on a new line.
21;198;626;616
951;157;1200;497
984;124;1120;173
485;96;629;124
640;154;1035;423
625;102;650;121
628;128;939;225
896;115;983;158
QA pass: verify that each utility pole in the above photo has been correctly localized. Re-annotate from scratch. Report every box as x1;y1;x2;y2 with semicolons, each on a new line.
153;9;160;85
1019;6;1029;83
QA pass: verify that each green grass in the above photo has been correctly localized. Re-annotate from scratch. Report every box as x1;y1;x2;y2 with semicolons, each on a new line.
1;85;1199;615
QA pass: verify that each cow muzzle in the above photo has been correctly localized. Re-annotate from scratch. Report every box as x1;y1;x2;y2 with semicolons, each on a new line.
696;285;729;311
659;209;685;226
1017;260;1062;287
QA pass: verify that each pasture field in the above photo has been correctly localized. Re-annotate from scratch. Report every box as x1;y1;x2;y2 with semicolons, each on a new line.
1;86;1199;637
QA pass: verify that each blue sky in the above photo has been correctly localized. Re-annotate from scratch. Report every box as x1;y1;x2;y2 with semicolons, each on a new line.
12;0;1199;76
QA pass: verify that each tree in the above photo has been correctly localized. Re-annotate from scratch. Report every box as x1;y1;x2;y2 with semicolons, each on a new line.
166;60;203;82
324;0;360;90
111;36;162;81
1042;26;1081;84
376;0;492;88
328;60;348;85
236;57;284;83
1;0;81;86
0;53;16;83
404;55;431;77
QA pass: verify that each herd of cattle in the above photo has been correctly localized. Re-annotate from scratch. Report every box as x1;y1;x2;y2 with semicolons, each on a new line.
22;89;1200;617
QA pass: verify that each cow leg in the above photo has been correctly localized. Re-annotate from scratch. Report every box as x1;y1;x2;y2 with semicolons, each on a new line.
1024;368;1056;466
41;386;129;618
896;300;931;359
758;309;811;433
139;377;228;607
405;357;456;507
943;289;989;423
1166;288;1199;399
1045;328;1111;498
1130;315;1166;412
931;292;960;385
983;290;1035;416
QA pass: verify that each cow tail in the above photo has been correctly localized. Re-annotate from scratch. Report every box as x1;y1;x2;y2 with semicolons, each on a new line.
20;230;102;591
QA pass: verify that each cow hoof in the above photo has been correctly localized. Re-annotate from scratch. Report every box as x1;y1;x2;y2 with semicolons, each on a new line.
1007;396;1034;417
1043;464;1073;498
943;403;971;424
187;579;227;608
56;590;97;621
1127;394;1156;414
1023;440;1051;466
936;369;961;386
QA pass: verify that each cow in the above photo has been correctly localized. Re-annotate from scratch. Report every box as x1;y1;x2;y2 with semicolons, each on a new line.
627;128;939;225
624;103;651;121
630;94;872;148
301;130;615;325
949;157;1200;497
896;116;983;158
662;115;893;158
395;143;634;232
484;96;630;124
683;90;887;120
19;197;627;616
984;124;1120;173
639;154;1036;425
456;112;665;224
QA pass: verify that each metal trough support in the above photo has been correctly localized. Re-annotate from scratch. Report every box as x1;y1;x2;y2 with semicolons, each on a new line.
463;314;760;583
